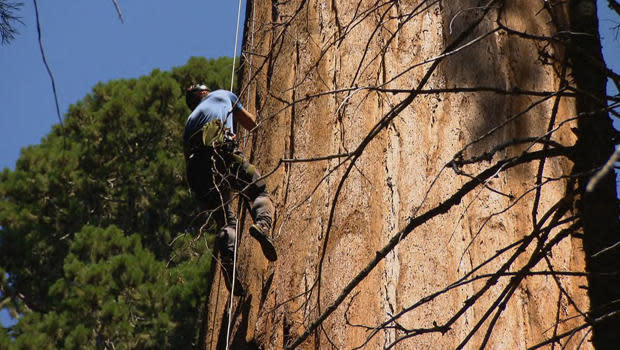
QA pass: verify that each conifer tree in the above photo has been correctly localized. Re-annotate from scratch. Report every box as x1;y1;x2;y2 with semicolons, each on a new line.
0;56;237;348
0;0;22;45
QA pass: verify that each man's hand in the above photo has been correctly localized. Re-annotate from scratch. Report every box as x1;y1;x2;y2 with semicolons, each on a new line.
234;107;257;131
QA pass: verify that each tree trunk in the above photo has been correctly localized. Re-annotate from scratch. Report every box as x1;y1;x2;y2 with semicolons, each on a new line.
204;1;618;349
568;1;620;348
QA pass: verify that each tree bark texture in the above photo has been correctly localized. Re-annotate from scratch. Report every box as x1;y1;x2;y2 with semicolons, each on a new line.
204;1;618;349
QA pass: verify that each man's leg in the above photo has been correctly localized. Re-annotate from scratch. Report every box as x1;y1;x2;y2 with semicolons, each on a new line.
250;195;274;236
188;150;236;257
201;195;244;296
227;149;277;261
207;199;237;259
190;149;244;296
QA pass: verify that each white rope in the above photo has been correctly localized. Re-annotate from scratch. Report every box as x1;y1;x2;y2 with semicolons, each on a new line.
243;0;257;148
230;0;243;92
225;0;245;348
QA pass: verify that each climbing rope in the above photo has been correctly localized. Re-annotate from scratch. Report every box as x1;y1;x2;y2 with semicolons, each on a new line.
225;0;246;348
229;0;243;92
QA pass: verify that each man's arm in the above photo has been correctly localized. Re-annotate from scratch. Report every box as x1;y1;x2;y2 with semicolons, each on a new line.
234;106;257;131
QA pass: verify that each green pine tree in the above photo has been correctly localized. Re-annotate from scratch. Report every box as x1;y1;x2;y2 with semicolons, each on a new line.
0;56;238;348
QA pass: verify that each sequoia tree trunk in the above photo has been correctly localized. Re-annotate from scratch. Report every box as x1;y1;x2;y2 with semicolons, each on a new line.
568;1;620;348
204;1;618;349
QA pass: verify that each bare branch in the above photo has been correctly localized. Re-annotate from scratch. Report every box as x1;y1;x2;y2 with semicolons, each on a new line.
33;0;63;128
586;145;620;192
111;0;124;23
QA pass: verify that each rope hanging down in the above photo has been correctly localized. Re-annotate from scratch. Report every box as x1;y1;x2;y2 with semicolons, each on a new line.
230;0;243;92
225;0;245;348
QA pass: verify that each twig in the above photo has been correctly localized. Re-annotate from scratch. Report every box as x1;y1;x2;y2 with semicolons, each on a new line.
33;0;63;128
585;146;620;192
111;0;124;23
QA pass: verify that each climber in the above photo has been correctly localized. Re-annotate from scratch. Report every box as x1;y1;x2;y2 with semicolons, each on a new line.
183;84;277;295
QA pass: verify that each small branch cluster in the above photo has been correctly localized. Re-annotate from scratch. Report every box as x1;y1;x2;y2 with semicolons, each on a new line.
0;0;23;45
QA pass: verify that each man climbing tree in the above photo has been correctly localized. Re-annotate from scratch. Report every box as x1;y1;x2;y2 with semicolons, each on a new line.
183;84;277;295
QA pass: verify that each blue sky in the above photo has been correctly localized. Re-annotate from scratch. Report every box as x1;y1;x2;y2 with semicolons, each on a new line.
1;0;246;170
0;0;619;329
0;0;246;327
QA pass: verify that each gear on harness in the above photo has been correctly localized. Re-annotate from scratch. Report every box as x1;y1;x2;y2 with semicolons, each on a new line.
185;119;234;155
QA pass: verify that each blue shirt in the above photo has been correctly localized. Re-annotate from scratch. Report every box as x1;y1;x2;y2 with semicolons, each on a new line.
184;90;243;142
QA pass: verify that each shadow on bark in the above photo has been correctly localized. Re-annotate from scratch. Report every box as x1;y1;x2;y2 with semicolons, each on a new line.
569;0;620;346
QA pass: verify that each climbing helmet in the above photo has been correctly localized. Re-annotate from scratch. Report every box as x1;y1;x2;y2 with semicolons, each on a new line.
185;83;211;109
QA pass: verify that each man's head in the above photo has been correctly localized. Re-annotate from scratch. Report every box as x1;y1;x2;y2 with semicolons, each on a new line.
185;84;211;110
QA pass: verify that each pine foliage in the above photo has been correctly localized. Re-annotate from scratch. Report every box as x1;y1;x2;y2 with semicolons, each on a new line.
0;0;23;45
0;56;237;348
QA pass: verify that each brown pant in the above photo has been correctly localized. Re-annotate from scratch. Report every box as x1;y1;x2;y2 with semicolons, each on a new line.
185;145;274;257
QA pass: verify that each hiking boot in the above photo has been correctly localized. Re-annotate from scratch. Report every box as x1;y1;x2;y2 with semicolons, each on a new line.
220;254;244;296
249;224;278;261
